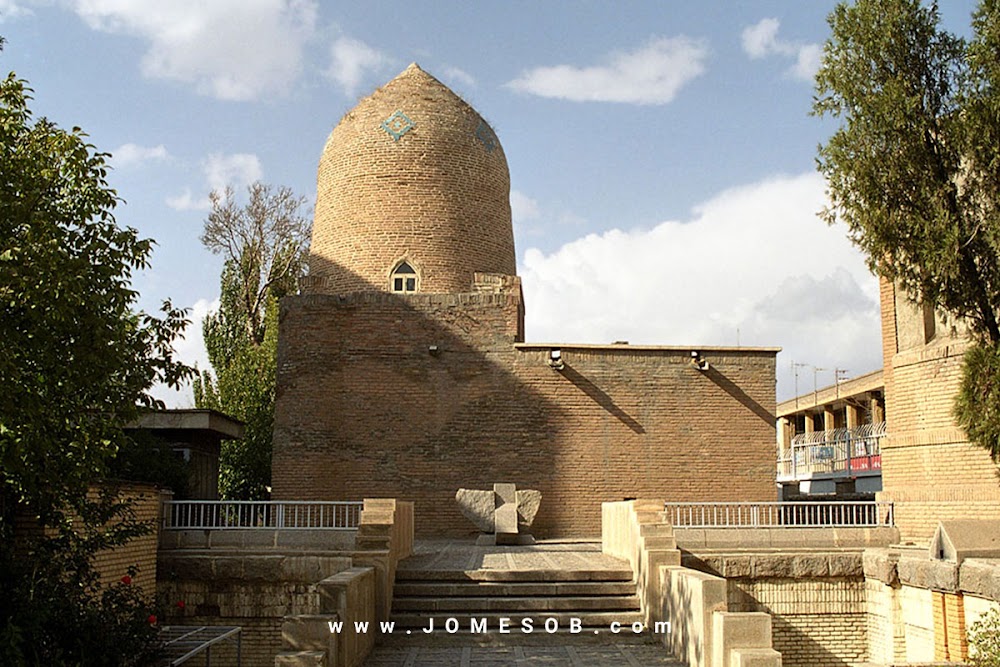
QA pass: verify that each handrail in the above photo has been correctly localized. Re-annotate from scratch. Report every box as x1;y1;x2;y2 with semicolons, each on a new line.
779;422;885;481
162;500;363;530
663;500;894;528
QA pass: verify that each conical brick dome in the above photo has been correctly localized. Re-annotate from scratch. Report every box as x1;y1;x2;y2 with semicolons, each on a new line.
307;63;516;294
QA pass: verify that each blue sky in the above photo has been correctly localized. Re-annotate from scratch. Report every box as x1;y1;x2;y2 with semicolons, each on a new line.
0;1;980;404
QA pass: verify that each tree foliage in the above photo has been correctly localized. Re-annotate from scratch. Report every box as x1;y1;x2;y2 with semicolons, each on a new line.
814;0;1000;461
0;71;192;521
194;183;309;499
0;50;188;665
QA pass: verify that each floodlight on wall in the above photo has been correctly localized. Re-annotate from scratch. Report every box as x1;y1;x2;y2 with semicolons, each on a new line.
690;350;710;372
428;345;441;357
548;348;565;371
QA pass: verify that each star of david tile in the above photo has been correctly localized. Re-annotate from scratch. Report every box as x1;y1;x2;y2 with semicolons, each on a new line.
381;110;414;141
475;120;497;153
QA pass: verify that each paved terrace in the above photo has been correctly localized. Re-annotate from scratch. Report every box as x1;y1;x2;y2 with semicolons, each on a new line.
363;540;683;667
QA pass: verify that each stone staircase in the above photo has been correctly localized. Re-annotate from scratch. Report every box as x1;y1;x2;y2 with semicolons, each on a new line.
389;548;643;635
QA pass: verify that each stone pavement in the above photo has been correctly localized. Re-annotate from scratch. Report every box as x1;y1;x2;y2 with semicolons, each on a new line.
362;540;684;666
362;637;683;666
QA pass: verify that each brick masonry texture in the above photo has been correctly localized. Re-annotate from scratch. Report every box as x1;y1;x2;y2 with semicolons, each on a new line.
729;577;868;667
307;64;515;295
273;64;778;537
272;285;777;537
878;278;1000;542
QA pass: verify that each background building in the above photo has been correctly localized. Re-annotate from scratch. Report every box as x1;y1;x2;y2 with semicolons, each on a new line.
271;64;780;536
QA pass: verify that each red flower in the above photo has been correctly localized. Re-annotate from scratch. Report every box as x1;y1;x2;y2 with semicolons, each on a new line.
148;614;157;626
120;575;132;585
176;600;185;609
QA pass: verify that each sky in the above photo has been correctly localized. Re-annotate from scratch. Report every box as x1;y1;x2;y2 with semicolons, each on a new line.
0;0;981;405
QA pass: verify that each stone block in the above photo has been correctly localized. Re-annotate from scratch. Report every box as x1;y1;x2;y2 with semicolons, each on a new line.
283;614;338;655
455;488;494;532
494;482;516;505
828;552;863;577
730;648;782;667
516;489;541;527
711;612;772;667
960;559;1000;600
663;567;727;667
722;555;752;578
494;504;518;535
212;556;245;580
863;549;898;585
241;555;287;581
274;651;326;667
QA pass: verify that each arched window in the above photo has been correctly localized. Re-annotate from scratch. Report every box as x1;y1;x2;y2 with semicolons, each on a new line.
391;261;418;293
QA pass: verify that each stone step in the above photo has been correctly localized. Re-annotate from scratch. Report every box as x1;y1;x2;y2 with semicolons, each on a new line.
395;568;633;582
389;611;646;630
274;650;326;667
394;580;637;597
281;614;338;653
393;595;640;612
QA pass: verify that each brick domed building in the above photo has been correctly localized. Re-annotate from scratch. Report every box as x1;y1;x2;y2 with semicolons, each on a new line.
272;64;779;536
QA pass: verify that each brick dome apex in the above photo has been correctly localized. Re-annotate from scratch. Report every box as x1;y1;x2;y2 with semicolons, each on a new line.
307;63;516;295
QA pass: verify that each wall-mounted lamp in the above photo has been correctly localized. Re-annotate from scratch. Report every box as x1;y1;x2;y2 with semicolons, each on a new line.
428;345;441;357
690;350;710;372
548;348;565;371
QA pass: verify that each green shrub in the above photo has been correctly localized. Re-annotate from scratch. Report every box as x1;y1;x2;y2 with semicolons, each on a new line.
0;490;164;666
970;607;1000;667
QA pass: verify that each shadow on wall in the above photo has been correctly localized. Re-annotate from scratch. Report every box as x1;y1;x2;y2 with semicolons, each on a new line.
704;366;773;425
561;365;645;435
272;255;564;537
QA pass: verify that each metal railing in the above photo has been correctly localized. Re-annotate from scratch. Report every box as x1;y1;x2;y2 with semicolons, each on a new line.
163;501;363;530
663;501;894;528
777;422;885;481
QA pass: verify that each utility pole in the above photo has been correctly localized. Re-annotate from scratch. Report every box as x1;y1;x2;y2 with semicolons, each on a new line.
835;368;848;399
813;366;828;405
792;361;808;409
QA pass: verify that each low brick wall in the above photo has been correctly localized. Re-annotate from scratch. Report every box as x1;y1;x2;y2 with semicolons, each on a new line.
157;553;353;667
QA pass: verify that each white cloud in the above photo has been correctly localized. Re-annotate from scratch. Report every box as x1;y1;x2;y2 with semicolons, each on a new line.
442;65;476;88
791;43;822;82
165;188;211;212
167;152;262;210
148;297;218;408
0;0;31;21
741;18;821;82
510;190;540;222
325;35;389;95
506;36;708;105
518;172;882;401
111;142;168;168
71;0;318;101
203;152;262;192
742;17;781;59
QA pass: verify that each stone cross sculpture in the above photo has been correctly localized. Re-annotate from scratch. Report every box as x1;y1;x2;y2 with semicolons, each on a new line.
455;483;541;545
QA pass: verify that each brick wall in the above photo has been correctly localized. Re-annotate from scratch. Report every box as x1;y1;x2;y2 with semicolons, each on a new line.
878;278;1000;542
91;482;163;591
307;64;515;295
272;283;777;537
729;578;868;667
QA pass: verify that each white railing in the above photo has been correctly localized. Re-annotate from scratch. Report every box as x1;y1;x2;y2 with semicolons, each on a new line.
777;422;885;481
163;500;363;530
663;501;894;528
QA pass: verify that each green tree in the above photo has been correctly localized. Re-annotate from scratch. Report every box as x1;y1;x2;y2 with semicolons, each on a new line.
0;71;192;522
0;47;191;664
194;183;309;499
814;0;1000;461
